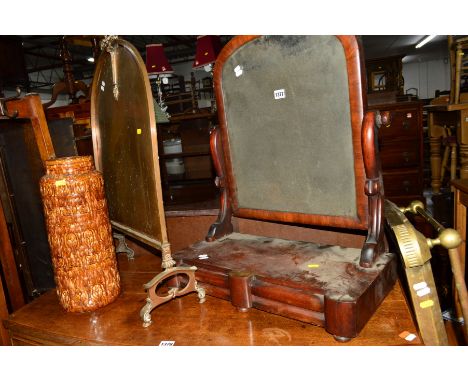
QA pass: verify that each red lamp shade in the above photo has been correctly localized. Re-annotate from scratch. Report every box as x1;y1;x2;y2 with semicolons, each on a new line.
146;44;174;75
193;35;221;69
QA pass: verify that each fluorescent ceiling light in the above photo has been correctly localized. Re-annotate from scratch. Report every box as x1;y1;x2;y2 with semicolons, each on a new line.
415;35;437;49
87;57;95;62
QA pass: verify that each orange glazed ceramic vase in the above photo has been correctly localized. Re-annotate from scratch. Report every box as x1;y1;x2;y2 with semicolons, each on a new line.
40;156;120;312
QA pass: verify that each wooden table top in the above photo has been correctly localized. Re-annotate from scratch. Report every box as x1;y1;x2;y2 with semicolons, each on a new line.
424;103;468;112
452;178;468;194
3;250;423;346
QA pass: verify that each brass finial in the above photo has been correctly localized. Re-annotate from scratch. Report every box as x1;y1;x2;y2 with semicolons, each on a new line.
400;200;425;214
427;228;462;249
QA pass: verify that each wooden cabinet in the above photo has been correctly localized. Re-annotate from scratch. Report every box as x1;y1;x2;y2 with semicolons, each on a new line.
370;101;424;205
157;112;218;205
152;71;219;206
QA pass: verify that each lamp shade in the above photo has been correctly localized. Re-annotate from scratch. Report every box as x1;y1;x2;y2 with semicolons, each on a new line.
193;35;221;69
146;43;174;76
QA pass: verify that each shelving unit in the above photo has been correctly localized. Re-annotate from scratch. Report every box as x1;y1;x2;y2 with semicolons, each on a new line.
153;73;218;206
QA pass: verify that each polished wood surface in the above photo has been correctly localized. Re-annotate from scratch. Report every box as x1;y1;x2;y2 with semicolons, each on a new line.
3;249;422;346
205;127;233;241
166;214;216;252
361;111;385;267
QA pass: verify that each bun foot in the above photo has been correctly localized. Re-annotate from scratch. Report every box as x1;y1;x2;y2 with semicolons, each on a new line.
333;335;352;343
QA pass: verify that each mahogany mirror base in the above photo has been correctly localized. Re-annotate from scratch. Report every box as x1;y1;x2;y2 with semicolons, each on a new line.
173;232;398;340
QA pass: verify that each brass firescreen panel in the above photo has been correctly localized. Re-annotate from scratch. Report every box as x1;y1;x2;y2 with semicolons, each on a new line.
91;38;168;250
221;35;357;218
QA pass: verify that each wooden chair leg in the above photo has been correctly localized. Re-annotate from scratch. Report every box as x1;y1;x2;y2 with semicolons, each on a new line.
440;145;450;183
455;44;463;105
0;277;11;346
449;248;468;343
450;144;457;181
449;36;456;104
430;135;443;193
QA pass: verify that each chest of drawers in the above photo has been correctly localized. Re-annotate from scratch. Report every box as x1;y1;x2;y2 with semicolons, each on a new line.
370;101;424;205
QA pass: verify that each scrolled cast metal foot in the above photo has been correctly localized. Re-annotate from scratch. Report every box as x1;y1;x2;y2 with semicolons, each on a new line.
195;281;206;304
113;233;135;260
140;298;154;328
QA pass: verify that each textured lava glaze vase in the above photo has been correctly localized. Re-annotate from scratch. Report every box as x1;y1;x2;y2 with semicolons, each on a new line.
40;156;120;312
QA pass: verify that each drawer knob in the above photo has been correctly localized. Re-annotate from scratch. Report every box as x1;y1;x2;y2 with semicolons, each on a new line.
402;152;410;162
402;121;410;129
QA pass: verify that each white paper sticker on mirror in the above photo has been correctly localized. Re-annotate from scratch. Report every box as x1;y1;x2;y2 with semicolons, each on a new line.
274;89;286;100
234;65;243;77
